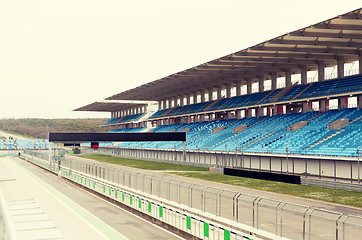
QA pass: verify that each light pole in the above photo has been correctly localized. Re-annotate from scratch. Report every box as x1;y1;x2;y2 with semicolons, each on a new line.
358;147;360;184
286;145;289;174
241;148;244;170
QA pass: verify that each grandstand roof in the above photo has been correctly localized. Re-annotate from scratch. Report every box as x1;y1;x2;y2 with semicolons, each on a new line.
76;8;362;112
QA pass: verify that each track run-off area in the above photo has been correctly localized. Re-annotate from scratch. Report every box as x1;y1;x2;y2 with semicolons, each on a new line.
0;156;184;240
1;153;362;240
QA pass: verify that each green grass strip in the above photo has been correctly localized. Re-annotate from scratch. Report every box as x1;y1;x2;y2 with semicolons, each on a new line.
78;154;208;172
11;160;128;240
172;172;362;208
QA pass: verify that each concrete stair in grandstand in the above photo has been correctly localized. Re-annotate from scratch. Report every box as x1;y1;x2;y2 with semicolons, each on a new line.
212;126;226;134
305;130;345;150
328;118;350;130
288;111;323;132
256;90;275;104
138;111;154;122
350;115;362;123
287;121;308;131
208;117;268;150
203;97;224;112
207;132;239;150
248;116;267;127
159;106;177;118
270;82;298;102
290;82;314;100
215;97;233;110
239;132;275;150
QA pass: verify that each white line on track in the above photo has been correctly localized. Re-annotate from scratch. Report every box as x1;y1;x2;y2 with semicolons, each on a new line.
68;177;186;240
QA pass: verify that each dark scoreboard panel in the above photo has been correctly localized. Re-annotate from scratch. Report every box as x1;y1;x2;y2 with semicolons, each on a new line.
49;132;186;143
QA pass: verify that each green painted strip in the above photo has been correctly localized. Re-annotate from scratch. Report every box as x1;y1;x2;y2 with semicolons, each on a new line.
122;192;125;202
204;222;209;237
224;229;230;240
109;187;111;196
81;177;83;184
103;185;105;193
89;179;90;187
159;205;163;218
115;190;118;198
186;216;191;230
138;198;141;209
130;195;132;205
93;181;95;189
148;201;151;213
11;159;128;240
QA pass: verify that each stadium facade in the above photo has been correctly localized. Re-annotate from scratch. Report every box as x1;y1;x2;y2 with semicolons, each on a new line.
76;8;362;159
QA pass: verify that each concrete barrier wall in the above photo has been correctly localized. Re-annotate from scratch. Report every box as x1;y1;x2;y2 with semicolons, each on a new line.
83;147;362;182
20;152;362;240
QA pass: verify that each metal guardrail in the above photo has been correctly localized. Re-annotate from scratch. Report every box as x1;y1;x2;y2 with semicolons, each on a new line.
22;152;262;240
0;190;17;240
343;215;362;240
86;147;362;188
22;150;362;239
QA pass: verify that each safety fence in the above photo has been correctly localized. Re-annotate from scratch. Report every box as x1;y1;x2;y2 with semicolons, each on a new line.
22;151;362;240
85;147;362;187
0;190;16;240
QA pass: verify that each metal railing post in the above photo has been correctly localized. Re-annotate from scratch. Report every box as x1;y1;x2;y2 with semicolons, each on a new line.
217;190;224;217
342;215;350;240
234;193;242;222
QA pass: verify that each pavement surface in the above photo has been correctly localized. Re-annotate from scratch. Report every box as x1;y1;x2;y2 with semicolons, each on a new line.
0;156;184;240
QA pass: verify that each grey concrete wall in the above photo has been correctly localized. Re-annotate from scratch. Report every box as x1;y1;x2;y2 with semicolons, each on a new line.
82;147;362;182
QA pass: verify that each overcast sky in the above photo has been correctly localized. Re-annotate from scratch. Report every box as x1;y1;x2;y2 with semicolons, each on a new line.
1;1;361;119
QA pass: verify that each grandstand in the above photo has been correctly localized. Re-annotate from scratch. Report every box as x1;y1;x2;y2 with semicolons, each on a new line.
0;138;53;150
75;8;362;159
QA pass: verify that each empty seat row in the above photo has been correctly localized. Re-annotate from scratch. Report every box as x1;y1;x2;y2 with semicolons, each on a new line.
112;108;362;157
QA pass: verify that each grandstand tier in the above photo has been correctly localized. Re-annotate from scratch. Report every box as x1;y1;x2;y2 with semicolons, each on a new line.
103;108;361;157
75;8;362;160
0;139;54;150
